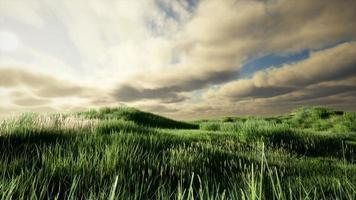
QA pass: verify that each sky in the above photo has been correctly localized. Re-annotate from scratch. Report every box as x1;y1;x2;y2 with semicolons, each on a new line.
0;0;356;119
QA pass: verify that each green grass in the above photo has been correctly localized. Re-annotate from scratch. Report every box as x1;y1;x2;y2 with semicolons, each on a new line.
77;107;198;129
0;106;355;199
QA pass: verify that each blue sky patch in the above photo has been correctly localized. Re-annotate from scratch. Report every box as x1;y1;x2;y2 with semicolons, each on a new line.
239;50;310;78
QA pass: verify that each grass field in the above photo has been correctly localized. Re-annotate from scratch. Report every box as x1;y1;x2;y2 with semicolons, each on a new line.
0;106;355;199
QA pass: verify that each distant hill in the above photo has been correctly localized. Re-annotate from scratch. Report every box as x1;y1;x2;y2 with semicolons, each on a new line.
77;107;198;129
197;106;356;133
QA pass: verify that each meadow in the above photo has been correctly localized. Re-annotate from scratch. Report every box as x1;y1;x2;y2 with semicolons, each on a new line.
0;106;355;199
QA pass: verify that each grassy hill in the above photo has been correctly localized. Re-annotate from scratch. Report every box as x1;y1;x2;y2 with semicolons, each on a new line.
77;107;198;129
0;106;355;199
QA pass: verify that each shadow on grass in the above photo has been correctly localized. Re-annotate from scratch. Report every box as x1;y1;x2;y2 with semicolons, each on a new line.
247;130;356;162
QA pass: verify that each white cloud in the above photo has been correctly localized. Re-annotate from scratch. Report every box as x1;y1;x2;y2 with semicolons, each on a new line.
1;0;356;118
0;0;45;28
205;42;356;101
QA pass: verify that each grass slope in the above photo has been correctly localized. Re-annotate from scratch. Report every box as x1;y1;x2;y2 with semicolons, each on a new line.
0;106;355;199
77;107;199;129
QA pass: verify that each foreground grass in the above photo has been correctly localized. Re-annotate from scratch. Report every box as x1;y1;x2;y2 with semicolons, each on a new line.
0;107;355;199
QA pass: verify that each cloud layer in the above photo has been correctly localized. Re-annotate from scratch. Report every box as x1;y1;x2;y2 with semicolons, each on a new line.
206;42;356;101
1;0;356;118
0;68;90;98
113;0;356;105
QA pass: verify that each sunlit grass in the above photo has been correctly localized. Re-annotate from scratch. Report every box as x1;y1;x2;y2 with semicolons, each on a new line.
0;106;355;199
